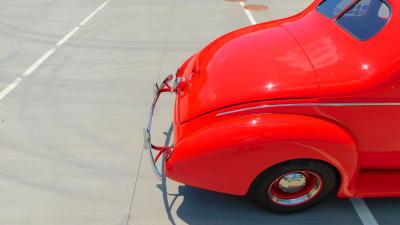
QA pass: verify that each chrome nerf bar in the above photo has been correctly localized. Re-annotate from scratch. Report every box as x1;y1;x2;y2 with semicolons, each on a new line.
143;74;174;179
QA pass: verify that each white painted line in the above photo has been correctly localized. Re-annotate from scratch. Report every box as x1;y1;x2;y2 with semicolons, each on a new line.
0;77;23;100
22;48;56;77
0;0;111;100
56;26;81;46
79;0;110;26
239;2;257;25
351;198;379;225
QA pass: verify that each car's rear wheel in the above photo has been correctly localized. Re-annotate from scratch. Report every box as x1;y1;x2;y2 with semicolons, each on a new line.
249;160;337;213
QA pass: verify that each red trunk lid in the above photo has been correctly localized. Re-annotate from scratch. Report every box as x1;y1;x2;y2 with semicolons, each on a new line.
176;24;318;123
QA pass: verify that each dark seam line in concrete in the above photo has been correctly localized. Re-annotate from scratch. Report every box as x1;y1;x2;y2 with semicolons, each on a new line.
155;1;176;82
126;2;177;224
125;143;145;225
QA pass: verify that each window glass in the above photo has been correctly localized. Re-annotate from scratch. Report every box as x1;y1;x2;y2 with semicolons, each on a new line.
378;2;390;19
337;0;390;40
317;0;354;18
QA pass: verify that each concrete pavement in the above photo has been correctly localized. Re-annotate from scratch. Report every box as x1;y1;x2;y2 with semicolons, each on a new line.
0;0;399;225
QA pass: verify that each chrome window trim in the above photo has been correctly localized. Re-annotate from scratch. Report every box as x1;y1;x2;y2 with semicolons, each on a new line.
216;102;400;116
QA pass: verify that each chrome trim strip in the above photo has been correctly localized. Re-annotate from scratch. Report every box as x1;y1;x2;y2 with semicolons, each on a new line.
216;102;400;116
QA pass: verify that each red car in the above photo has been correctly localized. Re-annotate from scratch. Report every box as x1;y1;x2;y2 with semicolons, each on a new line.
144;0;399;213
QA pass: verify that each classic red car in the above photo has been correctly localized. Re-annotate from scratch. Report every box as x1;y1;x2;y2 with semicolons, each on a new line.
144;0;400;213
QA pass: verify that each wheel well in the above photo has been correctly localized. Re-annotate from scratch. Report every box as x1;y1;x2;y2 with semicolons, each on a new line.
248;158;342;195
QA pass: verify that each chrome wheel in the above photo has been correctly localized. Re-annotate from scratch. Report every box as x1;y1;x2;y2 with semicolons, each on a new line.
268;171;323;206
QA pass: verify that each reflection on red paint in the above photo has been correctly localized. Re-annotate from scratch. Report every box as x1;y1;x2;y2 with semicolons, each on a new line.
244;4;268;11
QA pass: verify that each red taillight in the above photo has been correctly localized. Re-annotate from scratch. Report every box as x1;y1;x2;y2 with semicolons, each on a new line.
172;77;187;91
175;53;200;91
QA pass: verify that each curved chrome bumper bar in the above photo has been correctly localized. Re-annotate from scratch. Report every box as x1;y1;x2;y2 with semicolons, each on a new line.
143;74;174;179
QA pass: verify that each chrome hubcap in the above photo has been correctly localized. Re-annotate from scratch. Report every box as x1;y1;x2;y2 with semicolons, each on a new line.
278;173;307;193
268;171;323;206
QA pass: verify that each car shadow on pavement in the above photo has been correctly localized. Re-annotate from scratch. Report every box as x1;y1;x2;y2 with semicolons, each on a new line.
169;186;362;225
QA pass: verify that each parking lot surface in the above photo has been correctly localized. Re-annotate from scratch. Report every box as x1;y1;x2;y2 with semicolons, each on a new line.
0;0;399;225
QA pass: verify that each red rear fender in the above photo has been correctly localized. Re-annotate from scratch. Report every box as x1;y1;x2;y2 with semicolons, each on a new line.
166;113;358;196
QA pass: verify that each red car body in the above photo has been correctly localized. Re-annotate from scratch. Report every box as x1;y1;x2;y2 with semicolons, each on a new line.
145;0;400;209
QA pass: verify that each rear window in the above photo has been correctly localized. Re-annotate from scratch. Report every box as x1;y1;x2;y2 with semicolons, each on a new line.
337;0;391;40
317;0;353;18
317;0;391;41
